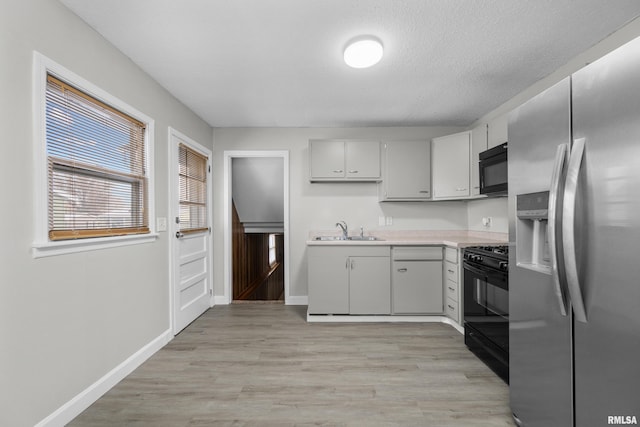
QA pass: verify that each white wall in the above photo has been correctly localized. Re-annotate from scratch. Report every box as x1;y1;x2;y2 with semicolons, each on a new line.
467;198;508;232
232;157;285;226
212;127;467;298
0;1;212;425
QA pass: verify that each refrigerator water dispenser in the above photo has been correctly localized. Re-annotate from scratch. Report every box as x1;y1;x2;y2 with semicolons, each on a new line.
516;191;551;273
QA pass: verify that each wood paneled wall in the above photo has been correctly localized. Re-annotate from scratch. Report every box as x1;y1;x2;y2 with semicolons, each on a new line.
232;201;284;300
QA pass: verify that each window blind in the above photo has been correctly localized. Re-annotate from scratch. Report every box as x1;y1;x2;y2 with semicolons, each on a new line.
179;144;208;233
45;74;149;240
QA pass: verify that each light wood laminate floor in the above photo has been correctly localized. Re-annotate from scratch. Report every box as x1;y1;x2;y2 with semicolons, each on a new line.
70;304;515;426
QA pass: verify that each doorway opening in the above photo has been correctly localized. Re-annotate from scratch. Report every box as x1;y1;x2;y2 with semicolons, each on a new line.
223;151;289;304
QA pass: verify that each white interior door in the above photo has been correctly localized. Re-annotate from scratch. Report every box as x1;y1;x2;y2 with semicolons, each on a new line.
170;128;212;334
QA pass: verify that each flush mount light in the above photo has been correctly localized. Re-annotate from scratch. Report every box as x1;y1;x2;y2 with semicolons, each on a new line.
343;36;384;69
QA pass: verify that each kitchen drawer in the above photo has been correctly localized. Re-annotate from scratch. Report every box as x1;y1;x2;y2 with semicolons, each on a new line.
444;261;458;283
392;246;442;261
445;279;458;302
445;247;458;264
445;297;459;322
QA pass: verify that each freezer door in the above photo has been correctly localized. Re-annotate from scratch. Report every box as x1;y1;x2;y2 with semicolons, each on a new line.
571;36;640;427
508;77;573;426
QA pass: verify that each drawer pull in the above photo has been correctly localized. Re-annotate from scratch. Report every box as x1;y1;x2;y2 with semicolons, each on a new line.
333;169;344;173
448;304;455;310
348;170;359;173
397;268;408;273
448;286;455;291
447;269;455;273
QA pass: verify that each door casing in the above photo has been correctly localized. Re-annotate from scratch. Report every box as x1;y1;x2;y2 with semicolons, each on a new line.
223;150;290;304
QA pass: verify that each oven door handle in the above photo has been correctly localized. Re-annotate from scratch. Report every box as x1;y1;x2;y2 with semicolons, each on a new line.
548;143;569;316
464;261;508;292
462;262;488;279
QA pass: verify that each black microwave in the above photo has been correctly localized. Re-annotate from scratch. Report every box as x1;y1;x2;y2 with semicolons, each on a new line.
479;143;508;196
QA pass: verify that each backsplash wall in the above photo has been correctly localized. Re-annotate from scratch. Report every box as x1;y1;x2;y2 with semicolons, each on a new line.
467;197;509;233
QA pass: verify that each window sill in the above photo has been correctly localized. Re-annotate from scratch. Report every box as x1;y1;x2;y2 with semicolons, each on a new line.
32;233;159;258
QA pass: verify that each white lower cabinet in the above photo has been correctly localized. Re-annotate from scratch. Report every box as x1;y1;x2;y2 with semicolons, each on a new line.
392;247;443;314
307;243;467;328
307;246;390;315
349;256;391;314
444;246;462;324
307;249;350;314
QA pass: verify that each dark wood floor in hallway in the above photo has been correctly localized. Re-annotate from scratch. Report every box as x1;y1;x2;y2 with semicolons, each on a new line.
70;304;515;426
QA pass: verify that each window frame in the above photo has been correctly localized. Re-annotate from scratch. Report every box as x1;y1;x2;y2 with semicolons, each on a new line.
32;52;157;258
268;233;277;267
178;143;209;234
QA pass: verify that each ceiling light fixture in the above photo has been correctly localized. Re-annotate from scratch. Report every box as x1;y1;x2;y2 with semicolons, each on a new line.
343;36;384;69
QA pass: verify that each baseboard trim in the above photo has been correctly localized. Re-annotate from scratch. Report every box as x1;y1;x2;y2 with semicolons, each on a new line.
213;295;229;305
285;295;308;306
306;313;464;334
35;329;173;427
213;295;307;306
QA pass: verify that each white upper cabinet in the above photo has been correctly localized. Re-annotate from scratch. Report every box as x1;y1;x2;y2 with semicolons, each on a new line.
345;140;381;179
309;139;344;179
309;139;380;181
431;131;471;199
470;124;488;197
379;140;431;201
487;114;508;149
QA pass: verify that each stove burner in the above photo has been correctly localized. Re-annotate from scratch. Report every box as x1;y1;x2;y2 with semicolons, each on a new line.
463;245;509;271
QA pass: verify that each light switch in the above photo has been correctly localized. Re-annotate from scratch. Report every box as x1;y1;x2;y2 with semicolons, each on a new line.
157;217;167;232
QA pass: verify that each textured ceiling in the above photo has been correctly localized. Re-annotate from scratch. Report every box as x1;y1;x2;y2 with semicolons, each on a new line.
59;0;640;128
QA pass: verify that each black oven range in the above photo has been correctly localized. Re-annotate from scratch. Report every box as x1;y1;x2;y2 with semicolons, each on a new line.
463;245;509;383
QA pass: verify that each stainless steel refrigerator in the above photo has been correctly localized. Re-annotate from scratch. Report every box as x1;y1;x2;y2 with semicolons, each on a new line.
508;35;640;426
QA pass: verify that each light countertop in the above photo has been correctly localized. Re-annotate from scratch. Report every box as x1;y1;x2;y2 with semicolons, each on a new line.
306;230;508;248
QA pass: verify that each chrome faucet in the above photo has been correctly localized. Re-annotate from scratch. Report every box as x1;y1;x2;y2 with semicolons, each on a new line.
336;221;348;239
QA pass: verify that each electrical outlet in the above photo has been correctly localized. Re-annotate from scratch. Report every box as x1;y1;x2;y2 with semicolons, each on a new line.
378;216;385;226
482;217;492;228
385;216;393;226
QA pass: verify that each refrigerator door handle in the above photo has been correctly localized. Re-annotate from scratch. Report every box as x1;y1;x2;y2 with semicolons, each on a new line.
548;143;569;316
562;137;588;323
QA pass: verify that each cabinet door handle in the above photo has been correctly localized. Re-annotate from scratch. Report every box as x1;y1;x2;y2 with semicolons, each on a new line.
456;187;468;192
447;269;455;274
448;286;455;292
350;260;355;270
333;169;343;173
348;170;359;174
397;268;408;273
447;304;455;310
419;190;430;194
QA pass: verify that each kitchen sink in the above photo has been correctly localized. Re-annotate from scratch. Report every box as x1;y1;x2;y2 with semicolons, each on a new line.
346;236;383;241
313;236;347;241
313;236;383;241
